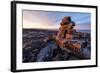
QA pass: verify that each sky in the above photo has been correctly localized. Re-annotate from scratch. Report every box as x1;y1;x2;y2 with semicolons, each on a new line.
23;10;91;30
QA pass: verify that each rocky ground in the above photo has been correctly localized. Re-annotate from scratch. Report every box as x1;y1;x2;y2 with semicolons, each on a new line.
22;29;91;63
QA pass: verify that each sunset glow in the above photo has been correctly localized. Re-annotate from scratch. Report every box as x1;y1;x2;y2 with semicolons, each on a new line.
23;10;91;30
